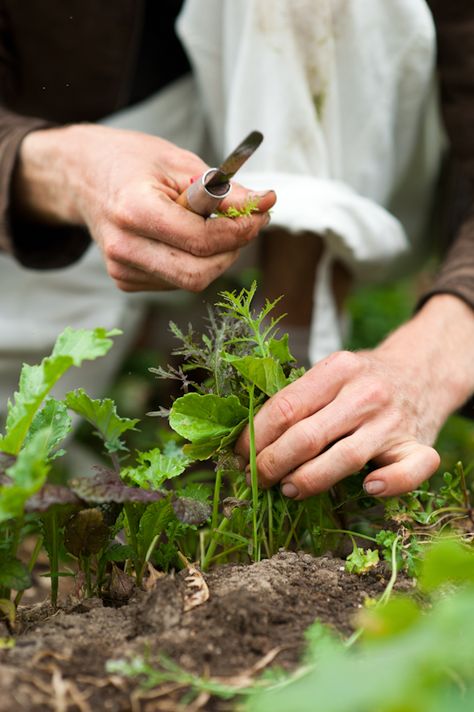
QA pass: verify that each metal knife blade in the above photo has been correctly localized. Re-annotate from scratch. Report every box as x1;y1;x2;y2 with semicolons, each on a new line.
204;130;263;189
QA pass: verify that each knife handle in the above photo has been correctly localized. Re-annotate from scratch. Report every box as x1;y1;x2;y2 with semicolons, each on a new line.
176;168;232;217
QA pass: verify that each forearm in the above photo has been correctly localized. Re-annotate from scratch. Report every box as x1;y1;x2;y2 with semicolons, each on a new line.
13;124;90;226
376;293;474;428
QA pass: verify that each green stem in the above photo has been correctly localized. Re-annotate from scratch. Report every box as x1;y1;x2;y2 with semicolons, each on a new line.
284;507;305;549
50;510;59;608
211;468;223;533
82;555;93;597
322;528;378;544
202;485;250;570
207;543;248;566
378;535;400;607
123;503;141;581
248;385;259;562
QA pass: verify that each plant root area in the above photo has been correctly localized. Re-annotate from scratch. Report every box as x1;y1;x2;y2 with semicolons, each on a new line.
0;551;411;711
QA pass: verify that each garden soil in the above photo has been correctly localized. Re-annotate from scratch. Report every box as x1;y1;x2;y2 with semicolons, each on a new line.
0;551;412;711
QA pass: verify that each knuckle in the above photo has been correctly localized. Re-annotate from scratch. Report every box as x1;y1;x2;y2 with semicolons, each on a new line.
325;350;359;373
180;270;207;293
104;236;127;264
357;378;391;410
113;200;138;231
271;394;298;431
299;423;321;455
295;468;318;497
339;439;367;472
189;236;213;258
256;451;278;486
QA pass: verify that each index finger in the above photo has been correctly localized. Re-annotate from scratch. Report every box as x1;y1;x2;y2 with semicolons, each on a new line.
234;351;361;460
128;187;276;257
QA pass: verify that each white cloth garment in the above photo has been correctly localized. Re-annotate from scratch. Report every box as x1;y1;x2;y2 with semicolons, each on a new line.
0;0;443;416
177;0;444;361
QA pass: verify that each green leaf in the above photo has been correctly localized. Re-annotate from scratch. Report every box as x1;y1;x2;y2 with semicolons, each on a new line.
0;429;51;523
419;538;474;592
169;393;248;443
224;355;288;396
345;547;379;574
137;500;174;555
125;447;190;489
65;388;139;453
0;327;118;455
268;334;296;365
26;398;72;459
0;558;32;591
51;326;121;365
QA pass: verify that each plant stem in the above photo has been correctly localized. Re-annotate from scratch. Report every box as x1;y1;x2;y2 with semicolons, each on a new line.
202;485;250;570
49;510;59;608
248;385;260;561
322;528;378;544
378;535;400;607
211;468;223;533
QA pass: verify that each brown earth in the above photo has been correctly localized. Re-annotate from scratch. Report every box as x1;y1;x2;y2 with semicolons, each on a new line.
0;551;413;712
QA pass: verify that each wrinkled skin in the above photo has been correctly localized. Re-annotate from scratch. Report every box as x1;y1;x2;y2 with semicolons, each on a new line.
236;294;474;498
15;124;276;292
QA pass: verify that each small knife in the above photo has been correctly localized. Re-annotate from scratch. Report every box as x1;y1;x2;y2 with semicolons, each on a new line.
176;130;263;217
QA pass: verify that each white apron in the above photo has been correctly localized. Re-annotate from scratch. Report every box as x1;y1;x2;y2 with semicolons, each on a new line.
0;0;444;417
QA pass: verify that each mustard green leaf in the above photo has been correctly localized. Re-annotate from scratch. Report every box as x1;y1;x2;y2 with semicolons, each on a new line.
65;388;139;453
224;355;288;396
0;327;119;455
169;393;248;443
26;398;72;459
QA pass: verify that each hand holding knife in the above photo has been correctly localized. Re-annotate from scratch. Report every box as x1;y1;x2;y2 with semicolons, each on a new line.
176;131;264;217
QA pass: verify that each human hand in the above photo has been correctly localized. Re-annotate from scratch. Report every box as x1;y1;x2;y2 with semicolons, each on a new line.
15;124;275;291
235;294;474;498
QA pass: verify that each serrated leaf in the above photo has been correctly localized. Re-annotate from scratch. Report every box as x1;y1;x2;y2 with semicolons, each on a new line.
0;327;118;455
125;447;190;489
26;398;72;459
0;558;31;591
65;388;139;453
137;500;174;554
268;334;295;365
169;393;248;443
51;327;120;365
70;466;163;504
345;547;379;574
224;355;288;396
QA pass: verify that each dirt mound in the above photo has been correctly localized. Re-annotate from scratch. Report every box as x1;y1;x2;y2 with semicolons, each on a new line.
0;552;411;711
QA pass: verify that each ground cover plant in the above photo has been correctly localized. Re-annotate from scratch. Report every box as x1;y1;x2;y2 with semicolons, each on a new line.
1;282;474;711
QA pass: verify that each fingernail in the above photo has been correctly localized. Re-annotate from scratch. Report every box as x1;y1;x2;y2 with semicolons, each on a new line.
252;190;273;199
281;482;299;498
363;480;386;495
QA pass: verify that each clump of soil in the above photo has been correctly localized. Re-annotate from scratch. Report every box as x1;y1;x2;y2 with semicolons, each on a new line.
0;552;412;711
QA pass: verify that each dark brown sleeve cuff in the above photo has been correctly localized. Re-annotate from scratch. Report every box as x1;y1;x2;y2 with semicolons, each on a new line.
418;211;474;312
0;109;91;269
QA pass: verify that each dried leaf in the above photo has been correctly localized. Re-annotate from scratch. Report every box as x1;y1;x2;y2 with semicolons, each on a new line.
179;555;209;612
142;562;165;592
106;564;135;604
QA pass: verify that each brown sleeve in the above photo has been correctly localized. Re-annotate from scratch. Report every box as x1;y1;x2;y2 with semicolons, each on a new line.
0;108;91;269
420;2;474;309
